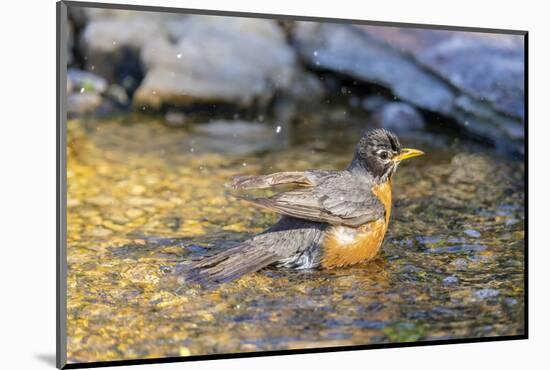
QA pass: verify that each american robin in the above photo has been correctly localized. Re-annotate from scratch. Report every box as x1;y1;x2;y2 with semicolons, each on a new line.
186;129;423;284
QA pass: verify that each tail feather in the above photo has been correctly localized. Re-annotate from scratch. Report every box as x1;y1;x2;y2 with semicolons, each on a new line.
185;243;278;285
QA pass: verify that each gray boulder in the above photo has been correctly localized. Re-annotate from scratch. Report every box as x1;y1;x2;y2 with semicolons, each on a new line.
293;22;525;150
134;15;301;109
77;9;325;111
81;9;169;54
79;9;171;90
360;26;524;121
374;102;425;132
293;22;456;112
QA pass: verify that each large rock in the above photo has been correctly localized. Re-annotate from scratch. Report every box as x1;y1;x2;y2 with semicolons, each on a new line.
293;22;456;112
78;10;322;109
134;15;304;109
359;27;525;121
81;9;170;54
292;22;525;150
79;9;173;92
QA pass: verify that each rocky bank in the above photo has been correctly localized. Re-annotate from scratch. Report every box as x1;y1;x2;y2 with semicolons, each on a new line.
65;6;525;152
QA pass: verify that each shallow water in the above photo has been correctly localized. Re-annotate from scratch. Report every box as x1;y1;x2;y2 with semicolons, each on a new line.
66;114;525;363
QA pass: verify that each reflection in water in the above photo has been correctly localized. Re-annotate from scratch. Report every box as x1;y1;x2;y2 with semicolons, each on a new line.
66;115;524;363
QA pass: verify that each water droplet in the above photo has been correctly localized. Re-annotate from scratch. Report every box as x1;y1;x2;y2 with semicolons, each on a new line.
79;87;85;93
275;125;282;133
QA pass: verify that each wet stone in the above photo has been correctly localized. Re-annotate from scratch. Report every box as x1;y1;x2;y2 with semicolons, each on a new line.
442;276;459;285
415;235;443;245
352;320;386;330
164;111;187;128
506;218;519;226
90;227;113;238
464;229;481;238
426;244;487;254
504;298;518;306
67;68;108;94
450;259;468;267
474;289;500;300
125;209;144;219
67;92;103;115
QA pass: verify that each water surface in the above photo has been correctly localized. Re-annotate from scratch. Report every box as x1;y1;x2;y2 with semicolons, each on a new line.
66;114;524;363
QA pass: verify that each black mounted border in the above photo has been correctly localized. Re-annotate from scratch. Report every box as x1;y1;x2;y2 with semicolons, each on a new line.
56;1;528;369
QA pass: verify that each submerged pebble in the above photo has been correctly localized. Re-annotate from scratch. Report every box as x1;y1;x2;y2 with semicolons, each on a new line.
426;244;487;254
450;258;468;267
474;289;500;300
464;229;481;238
442;276;459;285
504;298;518;306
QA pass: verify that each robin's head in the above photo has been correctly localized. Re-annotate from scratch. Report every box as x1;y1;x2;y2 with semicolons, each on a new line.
349;128;424;181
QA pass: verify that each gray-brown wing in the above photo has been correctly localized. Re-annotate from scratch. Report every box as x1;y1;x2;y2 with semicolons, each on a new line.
239;173;385;227
232;170;335;190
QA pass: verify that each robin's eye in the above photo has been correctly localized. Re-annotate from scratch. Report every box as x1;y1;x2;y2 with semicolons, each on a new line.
379;151;389;160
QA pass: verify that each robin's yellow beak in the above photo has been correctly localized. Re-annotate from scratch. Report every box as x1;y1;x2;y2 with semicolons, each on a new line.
393;148;424;162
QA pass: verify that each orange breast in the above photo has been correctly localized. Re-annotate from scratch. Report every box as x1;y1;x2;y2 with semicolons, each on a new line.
321;180;392;269
372;180;392;225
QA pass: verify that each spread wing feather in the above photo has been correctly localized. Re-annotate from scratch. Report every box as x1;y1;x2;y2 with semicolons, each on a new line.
236;171;385;227
232;170;334;190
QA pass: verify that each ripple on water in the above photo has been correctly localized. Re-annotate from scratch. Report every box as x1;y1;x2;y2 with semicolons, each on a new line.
66;116;525;363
